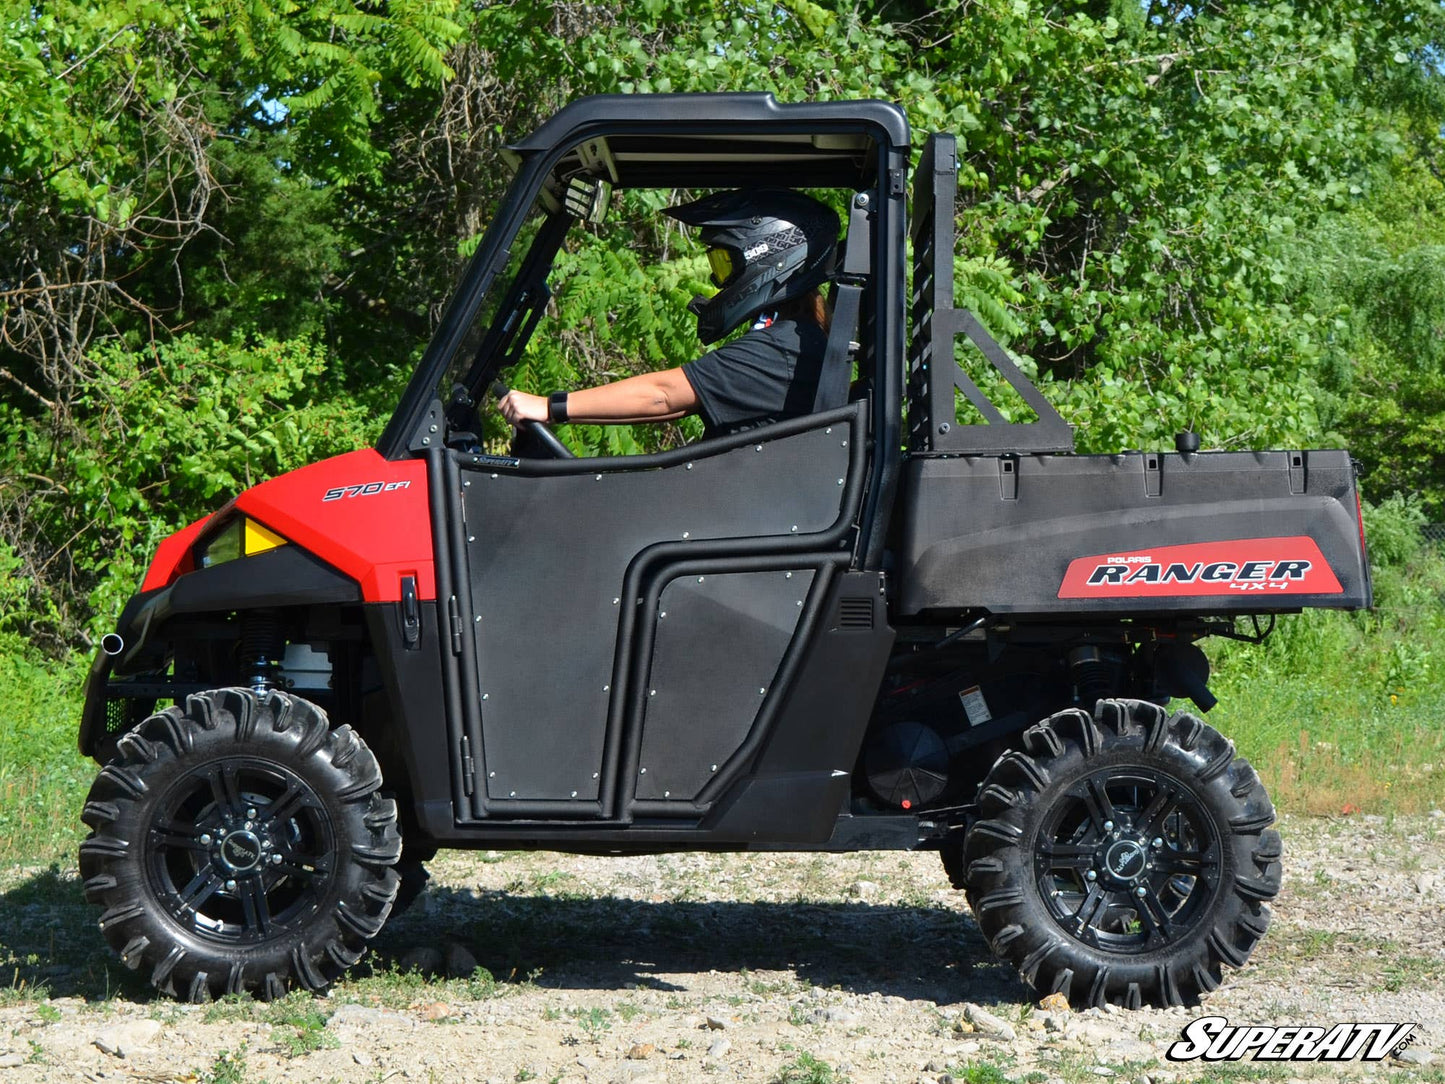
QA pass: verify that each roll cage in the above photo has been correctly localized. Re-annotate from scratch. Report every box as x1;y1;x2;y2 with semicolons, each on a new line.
378;95;911;566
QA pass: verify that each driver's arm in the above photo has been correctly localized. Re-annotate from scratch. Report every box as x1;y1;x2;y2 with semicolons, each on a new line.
498;368;698;426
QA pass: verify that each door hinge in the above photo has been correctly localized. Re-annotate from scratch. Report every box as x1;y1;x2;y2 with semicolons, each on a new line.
447;595;462;654
460;735;474;795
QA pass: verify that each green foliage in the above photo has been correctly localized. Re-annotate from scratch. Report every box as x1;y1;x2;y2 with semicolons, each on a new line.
1;0;1444;653
0;639;88;864
775;1050;846;1084
1;337;376;644
1362;494;1429;568
266;992;339;1057
199;1046;250;1084
1209;525;1445;815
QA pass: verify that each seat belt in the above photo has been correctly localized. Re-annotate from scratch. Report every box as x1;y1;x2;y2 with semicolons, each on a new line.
812;195;873;412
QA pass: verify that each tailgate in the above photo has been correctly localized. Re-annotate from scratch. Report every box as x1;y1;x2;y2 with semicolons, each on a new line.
897;448;1372;616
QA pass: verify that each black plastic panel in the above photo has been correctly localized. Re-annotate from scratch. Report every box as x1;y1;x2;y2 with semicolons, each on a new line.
462;415;855;806
898;449;1372;615
635;569;814;801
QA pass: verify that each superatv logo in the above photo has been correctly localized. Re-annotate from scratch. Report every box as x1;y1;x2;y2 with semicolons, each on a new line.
1058;537;1343;599
1166;1016;1416;1063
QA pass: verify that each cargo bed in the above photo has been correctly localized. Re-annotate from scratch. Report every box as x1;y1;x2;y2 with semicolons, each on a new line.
896;448;1372;616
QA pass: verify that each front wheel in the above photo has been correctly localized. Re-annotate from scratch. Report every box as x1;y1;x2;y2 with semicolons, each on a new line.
962;699;1281;1009
79;688;401;1001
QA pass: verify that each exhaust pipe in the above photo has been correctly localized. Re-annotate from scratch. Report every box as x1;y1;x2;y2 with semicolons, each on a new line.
100;633;125;657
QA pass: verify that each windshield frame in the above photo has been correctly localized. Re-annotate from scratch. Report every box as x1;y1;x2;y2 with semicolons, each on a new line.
377;151;557;459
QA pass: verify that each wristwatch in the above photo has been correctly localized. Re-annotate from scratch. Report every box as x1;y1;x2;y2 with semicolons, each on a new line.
548;392;569;424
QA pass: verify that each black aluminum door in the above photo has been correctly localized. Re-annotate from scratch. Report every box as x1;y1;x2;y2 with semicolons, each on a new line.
453;403;866;820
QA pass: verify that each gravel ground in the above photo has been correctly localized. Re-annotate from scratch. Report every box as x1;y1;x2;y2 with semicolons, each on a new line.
1;813;1442;1083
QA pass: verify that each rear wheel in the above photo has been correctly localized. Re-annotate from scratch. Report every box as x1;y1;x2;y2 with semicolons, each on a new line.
79;688;401;1001
962;699;1280;1008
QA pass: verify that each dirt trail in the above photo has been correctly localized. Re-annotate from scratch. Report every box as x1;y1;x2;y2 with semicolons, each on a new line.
1;813;1441;1083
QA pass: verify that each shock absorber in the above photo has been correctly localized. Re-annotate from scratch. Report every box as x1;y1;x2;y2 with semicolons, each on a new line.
240;609;284;692
1068;645;1126;708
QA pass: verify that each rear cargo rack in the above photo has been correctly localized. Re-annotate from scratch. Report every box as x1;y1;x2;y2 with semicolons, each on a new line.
907;133;1074;455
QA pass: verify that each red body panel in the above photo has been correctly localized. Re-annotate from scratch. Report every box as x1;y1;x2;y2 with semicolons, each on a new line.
1058;537;1343;600
140;450;434;603
140;516;211;592
234;450;434;603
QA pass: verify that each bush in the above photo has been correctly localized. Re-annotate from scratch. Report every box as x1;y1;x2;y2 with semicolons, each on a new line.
1361;493;1428;569
0;336;382;646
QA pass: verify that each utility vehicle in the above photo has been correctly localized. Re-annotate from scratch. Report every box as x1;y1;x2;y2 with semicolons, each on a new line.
78;94;1371;1009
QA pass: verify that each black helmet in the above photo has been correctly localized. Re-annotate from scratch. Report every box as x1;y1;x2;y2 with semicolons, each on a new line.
665;189;839;344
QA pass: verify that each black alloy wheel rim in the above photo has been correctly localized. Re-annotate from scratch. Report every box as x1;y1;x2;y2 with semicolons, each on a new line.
145;758;336;945
1033;766;1221;953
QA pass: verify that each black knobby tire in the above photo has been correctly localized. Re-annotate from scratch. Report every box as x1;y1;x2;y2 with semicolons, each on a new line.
78;688;401;1001
962;699;1281;1009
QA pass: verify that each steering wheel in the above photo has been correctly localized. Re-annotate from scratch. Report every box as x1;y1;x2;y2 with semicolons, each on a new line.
489;383;575;459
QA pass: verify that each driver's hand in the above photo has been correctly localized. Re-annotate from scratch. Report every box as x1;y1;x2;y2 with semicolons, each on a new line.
497;389;549;425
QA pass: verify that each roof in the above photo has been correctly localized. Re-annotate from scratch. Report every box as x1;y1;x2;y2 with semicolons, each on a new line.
505;93;911;190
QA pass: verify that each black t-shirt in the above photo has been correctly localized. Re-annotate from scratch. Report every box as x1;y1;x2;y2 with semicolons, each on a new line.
680;314;830;438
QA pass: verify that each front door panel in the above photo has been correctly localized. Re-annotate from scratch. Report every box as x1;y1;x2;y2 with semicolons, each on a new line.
457;406;863;816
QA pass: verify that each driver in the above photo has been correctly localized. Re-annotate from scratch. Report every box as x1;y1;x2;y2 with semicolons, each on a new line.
497;188;841;440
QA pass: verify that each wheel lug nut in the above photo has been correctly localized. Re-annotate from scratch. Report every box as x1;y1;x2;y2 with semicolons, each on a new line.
1103;820;1114;832
1135;885;1147;898
270;854;282;865
200;834;212;846
1152;837;1163;848
225;879;237;892
1085;869;1097;882
247;808;257;819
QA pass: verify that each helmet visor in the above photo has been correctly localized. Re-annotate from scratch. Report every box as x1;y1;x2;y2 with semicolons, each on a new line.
706;246;739;288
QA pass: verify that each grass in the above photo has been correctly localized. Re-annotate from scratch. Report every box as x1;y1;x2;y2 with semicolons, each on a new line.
774;1051;845;1084
198;1046;251;1084
0;641;89;866
265;990;338;1057
1207;543;1445;816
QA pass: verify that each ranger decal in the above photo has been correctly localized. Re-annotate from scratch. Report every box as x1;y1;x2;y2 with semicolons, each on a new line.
1058;537;1343;598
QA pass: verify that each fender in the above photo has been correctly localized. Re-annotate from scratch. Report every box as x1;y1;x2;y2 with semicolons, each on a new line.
139;449;434;603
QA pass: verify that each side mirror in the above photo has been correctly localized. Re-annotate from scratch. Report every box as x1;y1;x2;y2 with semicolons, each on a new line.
564;175;612;224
